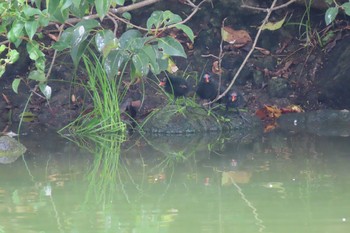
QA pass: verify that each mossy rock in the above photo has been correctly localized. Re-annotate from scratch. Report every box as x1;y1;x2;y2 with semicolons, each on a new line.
141;105;262;135
0;136;27;164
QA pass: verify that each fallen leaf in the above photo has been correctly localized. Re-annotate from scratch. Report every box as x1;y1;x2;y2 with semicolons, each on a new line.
260;14;287;31
255;105;282;120
264;122;278;133
255;46;271;55
281;105;304;113
211;61;223;75
221;26;252;48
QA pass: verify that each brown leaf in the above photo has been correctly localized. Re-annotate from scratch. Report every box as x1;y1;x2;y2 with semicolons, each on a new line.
255;46;271;55
281;105;304;113
211;61;223;75
221;26;252;48
256;105;282;120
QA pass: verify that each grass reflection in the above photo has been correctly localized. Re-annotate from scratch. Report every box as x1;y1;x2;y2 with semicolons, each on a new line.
65;134;126;206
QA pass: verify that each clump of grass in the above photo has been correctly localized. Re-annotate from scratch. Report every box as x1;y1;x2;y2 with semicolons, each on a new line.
59;49;126;136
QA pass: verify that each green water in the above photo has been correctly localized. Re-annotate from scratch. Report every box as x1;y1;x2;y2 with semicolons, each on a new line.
0;131;349;233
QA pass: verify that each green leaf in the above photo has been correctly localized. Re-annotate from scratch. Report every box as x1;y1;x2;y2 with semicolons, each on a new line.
39;83;52;99
7;50;19;64
38;10;50;27
104;50;130;78
52;27;74;51
12;78;21;94
162;10;182;25
260;15;286;31
0;45;6;53
25;20;39;40
157;36;187;58
35;56;46;71
28;70;46;82
132;52;149;77
8;21;24;44
71;40;89;67
47;0;69;23
95;0;111;20
119;29;142;49
95;30;119;56
114;0;125;5
72;0;82;8
342;2;350;15
23;6;42;17
175;24;194;43
142;45;160;74
325;7;338;25
76;19;101;31
0;65;5;77
122;12;131;20
72;26;88;47
27;41;45;61
147;11;163;30
61;0;73;12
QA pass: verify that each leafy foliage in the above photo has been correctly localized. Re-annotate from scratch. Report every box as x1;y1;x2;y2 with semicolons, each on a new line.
0;0;194;99
325;1;350;25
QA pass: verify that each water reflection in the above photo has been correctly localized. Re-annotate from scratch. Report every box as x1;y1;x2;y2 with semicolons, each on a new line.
0;131;350;233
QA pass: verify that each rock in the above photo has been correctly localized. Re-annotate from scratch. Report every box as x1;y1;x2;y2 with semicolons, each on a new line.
0;136;27;164
317;37;350;109
277;109;350;137
268;77;289;98
141;105;262;135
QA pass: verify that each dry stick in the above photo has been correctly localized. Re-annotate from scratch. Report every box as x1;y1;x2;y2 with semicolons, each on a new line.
241;0;296;12
61;0;164;25
109;0;208;32
46;24;65;79
111;0;162;14
207;0;278;105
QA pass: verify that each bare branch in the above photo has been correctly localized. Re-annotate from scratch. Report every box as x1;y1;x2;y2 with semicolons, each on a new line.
108;0;208;32
208;0;279;104
111;0;162;14
241;0;297;12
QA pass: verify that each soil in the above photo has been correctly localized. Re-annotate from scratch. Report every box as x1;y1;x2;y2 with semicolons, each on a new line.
0;1;348;134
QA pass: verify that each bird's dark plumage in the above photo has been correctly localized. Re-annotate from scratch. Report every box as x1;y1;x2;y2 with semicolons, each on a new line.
159;74;189;98
225;89;245;111
196;73;220;101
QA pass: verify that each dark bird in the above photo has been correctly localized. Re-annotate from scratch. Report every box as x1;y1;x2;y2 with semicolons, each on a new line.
225;89;245;112
159;74;189;98
196;73;220;102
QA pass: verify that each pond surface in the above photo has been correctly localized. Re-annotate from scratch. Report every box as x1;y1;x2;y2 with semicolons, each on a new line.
1;130;350;233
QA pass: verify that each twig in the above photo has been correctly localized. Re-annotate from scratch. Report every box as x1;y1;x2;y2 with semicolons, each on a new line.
241;0;296;12
46;24;65;80
208;0;279;104
108;0;208;32
111;0;162;14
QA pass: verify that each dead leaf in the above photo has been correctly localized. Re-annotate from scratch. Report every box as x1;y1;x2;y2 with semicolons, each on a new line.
255;105;282;120
255;46;271;55
167;59;178;73
211;61;223;75
221;26;252;48
264;122;278;133
281;105;304;113
260;15;287;31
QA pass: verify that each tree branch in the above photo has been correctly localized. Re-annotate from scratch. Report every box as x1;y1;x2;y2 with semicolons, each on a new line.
207;0;279;105
111;0;162;14
241;0;296;12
